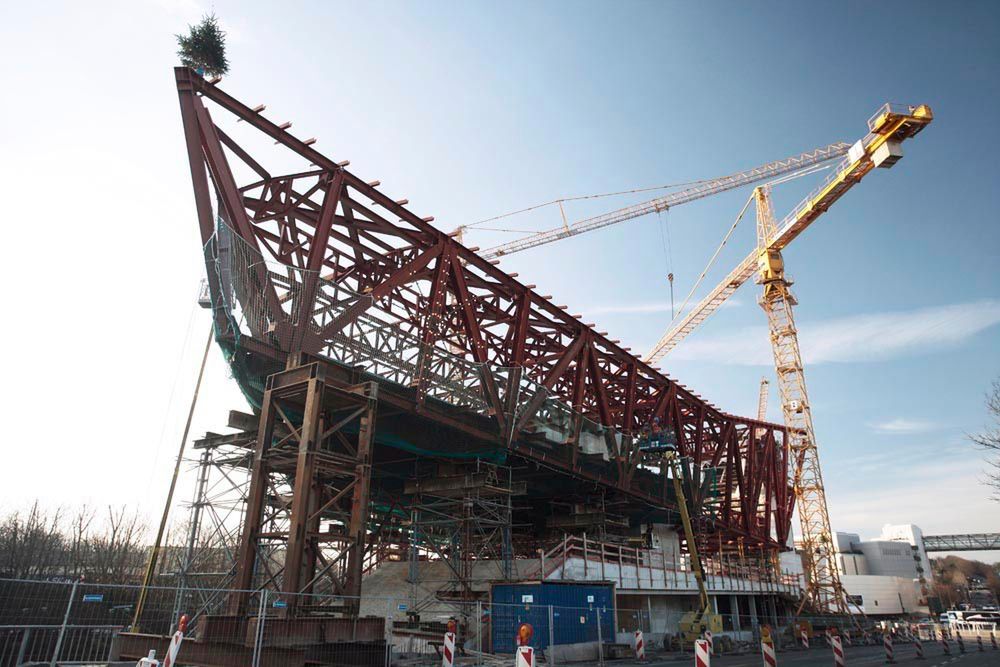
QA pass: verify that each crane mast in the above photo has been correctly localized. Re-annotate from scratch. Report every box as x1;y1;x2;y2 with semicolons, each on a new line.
476;143;851;259
755;185;847;614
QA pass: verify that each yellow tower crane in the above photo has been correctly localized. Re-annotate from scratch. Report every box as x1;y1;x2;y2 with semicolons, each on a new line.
644;103;933;613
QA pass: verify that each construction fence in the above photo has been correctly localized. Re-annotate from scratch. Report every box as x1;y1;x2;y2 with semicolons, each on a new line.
0;577;944;666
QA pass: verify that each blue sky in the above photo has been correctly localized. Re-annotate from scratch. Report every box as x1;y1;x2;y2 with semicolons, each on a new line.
0;1;997;558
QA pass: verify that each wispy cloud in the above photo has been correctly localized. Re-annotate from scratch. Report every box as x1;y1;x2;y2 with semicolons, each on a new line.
670;300;1000;366
586;299;741;316
869;418;939;435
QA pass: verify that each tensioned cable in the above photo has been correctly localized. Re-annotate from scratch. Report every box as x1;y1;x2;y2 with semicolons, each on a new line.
667;162;834;325
668;191;756;325
463;178;712;229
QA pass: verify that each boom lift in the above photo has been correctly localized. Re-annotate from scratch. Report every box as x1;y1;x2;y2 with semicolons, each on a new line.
665;450;722;643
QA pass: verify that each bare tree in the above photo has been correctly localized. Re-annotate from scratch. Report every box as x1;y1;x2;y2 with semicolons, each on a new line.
0;503;64;578
971;379;1000;501
88;506;147;584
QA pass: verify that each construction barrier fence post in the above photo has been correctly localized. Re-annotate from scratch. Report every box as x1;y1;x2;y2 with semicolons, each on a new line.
942;633;950;655
49;579;79;667
977;634;984;651
548;605;555;667
695;638;710;667
634;629;645;660
596;609;604;667
800;627;809;650
515;646;535;667
914;637;924;660
991;630;998;650
957;631;965;653
884;633;894;664
704;630;713;656
831;635;844;667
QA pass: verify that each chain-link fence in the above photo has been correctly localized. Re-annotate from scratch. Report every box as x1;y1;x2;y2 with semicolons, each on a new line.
1;577;973;666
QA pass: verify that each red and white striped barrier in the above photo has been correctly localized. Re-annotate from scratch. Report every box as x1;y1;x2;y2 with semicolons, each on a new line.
761;638;777;666
843;630;852;647
704;630;714;655
977;634;984;651
695;638;711;667
825;628;833;648
161;615;187;667
831;635;845;667
914;637;924;660
442;631;456;667
136;650;159;667
634;629;645;660
991;631;998;650
941;633;950;655
800;627;809;649
956;631;965;653
515;646;534;667
884;633;894;664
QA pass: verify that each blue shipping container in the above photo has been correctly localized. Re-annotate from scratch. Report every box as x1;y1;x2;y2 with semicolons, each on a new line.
490;582;615;653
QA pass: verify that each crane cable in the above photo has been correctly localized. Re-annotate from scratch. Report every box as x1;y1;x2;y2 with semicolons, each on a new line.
460;178;711;231
667;161;834;325
657;208;676;319
669;191;756;325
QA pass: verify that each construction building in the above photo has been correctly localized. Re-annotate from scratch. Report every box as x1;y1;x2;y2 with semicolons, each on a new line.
122;67;934;663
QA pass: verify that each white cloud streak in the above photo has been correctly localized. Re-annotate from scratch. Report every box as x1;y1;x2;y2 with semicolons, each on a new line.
586;299;741;316
869;418;940;435
670;300;1000;366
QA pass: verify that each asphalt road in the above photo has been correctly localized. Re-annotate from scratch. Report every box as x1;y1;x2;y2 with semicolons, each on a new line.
610;642;1000;666
687;643;995;666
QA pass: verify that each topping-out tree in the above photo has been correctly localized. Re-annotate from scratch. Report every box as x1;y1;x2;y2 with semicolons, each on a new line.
176;13;229;77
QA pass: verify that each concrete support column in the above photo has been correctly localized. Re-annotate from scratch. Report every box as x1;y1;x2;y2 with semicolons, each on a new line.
730;595;742;631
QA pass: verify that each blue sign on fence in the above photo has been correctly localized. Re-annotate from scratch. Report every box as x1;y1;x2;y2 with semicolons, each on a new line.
397;603;408;611
82;594;104;603
272;600;287;608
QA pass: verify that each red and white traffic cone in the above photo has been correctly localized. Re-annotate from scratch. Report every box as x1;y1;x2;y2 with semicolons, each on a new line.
800;627;809;649
977;634;984;651
515;623;534;667
704;630;714;656
913;637;924;660
161;615;187;667
761;636;777;666
442;631;456;667
634;629;646;661
956;631;965;653
695;638;711;667
515;646;535;667
883;633;894;664
831;635;845;667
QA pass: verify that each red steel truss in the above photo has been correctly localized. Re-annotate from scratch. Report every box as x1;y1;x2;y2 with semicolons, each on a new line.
175;67;794;551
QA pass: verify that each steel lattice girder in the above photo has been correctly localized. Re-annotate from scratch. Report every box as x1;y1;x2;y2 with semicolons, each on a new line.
174;67;794;549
